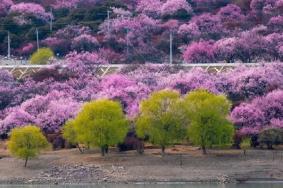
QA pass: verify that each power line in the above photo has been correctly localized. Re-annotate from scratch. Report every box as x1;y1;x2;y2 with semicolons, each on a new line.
0;22;106;33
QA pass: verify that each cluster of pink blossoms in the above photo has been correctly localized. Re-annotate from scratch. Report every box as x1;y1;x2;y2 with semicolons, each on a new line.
0;0;14;16
10;2;53;22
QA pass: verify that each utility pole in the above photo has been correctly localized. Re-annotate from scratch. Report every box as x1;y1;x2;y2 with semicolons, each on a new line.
169;31;173;64
126;28;129;59
36;28;39;50
107;10;111;33
7;31;11;59
50;8;53;32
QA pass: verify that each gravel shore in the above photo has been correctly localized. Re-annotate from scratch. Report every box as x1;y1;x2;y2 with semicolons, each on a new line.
0;146;283;185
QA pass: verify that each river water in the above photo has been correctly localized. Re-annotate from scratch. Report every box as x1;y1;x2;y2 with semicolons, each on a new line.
1;183;283;188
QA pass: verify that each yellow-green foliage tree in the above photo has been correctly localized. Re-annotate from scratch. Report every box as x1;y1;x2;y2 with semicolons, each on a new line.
240;138;251;156
62;120;85;153
29;48;54;65
184;90;234;154
69;99;129;156
8;125;49;167
136;90;188;155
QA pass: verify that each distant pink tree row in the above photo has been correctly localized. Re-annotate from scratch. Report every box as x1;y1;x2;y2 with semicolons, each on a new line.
43;25;98;56
98;1;283;63
112;0;193;18
183;30;283;63
8;2;52;24
52;0;98;9
9;0;281;63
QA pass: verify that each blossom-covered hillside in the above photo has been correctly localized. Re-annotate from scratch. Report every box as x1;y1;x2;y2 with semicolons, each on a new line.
0;0;282;63
0;63;283;137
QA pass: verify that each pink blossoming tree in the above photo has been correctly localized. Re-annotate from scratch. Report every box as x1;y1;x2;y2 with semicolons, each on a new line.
0;0;14;16
0;91;80;135
9;2;53;24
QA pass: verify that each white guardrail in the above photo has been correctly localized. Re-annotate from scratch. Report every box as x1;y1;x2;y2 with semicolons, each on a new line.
0;62;268;79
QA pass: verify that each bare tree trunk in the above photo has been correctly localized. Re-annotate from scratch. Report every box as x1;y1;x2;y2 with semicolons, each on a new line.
24;157;28;167
179;154;183;167
267;143;273;150
161;146;165;156
87;142;90;150
202;145;207;155
77;144;84;154
101;147;105;157
105;145;109;154
137;141;144;155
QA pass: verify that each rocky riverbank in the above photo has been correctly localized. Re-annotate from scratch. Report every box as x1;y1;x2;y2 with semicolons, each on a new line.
0;146;283;185
1;164;118;184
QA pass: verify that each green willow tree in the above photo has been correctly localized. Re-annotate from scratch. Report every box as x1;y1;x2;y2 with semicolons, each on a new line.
184;90;234;154
63;120;85;153
136;90;188;155
8;125;49;167
69;99;129;156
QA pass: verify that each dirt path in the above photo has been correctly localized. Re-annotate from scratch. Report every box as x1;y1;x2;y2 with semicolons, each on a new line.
0;145;283;184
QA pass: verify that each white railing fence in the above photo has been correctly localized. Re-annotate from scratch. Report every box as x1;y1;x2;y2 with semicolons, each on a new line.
0;62;270;79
